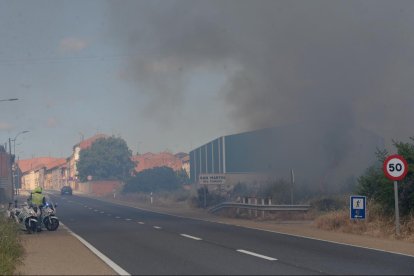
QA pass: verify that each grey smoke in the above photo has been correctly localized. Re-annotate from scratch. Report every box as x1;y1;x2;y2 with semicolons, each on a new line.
106;0;414;145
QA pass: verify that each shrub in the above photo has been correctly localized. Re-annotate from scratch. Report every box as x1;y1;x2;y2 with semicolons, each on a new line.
0;215;23;275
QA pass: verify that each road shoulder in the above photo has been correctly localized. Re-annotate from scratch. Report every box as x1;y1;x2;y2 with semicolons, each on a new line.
15;225;117;275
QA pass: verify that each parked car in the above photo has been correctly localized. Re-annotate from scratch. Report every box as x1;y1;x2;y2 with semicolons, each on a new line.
60;186;72;195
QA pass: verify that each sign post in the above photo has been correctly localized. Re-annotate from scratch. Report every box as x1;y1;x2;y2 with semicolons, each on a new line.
383;154;408;236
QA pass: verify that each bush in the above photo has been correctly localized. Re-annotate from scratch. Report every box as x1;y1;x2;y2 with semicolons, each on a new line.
191;187;226;208
0;215;23;275
310;196;346;212
356;140;414;216
123;166;187;193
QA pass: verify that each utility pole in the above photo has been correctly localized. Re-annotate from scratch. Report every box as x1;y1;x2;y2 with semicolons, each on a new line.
290;169;295;205
9;138;14;201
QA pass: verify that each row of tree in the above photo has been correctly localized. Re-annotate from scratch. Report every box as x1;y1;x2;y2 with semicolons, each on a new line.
76;136;189;192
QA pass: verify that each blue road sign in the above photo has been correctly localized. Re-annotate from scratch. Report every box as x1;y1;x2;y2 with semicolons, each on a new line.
350;196;366;220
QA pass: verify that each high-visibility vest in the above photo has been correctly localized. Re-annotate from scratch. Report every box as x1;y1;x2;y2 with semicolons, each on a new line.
31;193;45;206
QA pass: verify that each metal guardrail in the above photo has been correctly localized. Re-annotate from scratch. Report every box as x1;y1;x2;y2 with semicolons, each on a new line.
208;202;311;213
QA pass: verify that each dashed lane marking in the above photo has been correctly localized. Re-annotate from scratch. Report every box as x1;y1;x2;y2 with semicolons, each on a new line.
153;226;161;229
236;249;277;261
180;234;202;241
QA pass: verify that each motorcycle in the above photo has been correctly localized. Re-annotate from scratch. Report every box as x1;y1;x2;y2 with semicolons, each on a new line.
7;201;39;234
39;202;59;231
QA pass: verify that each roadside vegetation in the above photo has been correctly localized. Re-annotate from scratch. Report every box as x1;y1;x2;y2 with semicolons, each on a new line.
0;214;23;275
314;138;414;241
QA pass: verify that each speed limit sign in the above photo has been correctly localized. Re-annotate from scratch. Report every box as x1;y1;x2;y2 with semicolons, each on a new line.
383;154;408;181
383;154;408;236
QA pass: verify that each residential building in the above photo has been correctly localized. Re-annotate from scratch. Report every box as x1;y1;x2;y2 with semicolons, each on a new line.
67;133;107;189
132;152;185;173
18;157;66;191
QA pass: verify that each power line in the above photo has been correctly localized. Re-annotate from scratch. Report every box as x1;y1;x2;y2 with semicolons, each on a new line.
0;54;136;65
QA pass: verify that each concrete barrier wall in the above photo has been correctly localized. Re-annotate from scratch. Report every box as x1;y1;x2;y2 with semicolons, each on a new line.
77;180;122;196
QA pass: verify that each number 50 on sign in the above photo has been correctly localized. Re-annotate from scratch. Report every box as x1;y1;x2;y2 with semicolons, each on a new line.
383;154;408;181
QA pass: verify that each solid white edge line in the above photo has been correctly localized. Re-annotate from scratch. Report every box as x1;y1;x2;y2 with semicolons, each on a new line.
60;223;130;276
237;249;277;261
72;192;414;258
180;234;202;241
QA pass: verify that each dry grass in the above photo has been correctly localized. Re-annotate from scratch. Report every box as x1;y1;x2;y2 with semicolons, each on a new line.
111;191;193;208
0;214;24;275
315;209;414;242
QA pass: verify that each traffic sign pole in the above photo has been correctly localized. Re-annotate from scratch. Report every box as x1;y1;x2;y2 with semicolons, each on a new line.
383;154;407;236
394;181;400;236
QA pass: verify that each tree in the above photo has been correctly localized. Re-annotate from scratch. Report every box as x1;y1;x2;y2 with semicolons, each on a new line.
356;138;414;216
77;136;136;182
123;166;183;193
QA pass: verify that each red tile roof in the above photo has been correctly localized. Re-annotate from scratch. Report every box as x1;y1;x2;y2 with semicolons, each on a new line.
76;134;107;150
132;152;185;173
17;157;66;173
45;158;67;170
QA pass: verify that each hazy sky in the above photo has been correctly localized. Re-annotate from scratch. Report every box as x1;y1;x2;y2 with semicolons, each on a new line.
1;0;414;160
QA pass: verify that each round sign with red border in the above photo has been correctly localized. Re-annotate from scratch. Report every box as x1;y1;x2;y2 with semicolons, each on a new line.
383;154;408;181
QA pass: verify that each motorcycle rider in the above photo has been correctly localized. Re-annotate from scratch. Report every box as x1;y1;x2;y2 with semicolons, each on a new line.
27;186;46;231
28;186;46;207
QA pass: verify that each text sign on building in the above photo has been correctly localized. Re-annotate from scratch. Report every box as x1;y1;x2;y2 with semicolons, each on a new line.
198;174;226;185
350;195;366;220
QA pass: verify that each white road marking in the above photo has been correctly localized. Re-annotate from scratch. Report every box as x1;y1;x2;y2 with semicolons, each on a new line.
236;249;277;261
125;219;131;221
115;216;121;219
94;209;98;212
138;222;145;225
88;207;92;210
153;226;161;229
61;223;130;276
78;194;414;259
100;211;105;214
180;234;202;241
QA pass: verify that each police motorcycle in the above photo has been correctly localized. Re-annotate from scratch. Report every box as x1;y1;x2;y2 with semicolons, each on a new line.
7;200;38;234
38;201;59;231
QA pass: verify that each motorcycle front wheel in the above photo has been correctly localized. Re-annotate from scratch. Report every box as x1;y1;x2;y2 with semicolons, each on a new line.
25;218;37;234
45;217;59;231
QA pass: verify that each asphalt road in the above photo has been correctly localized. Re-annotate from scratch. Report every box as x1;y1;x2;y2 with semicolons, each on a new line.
47;193;414;275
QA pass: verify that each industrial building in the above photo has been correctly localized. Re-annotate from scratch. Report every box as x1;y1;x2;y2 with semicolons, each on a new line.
189;121;384;194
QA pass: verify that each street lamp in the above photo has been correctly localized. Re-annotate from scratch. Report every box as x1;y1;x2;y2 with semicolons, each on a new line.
0;98;18;102
12;130;29;156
